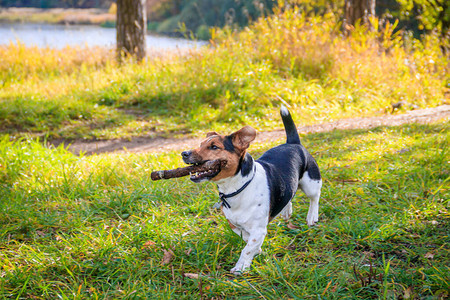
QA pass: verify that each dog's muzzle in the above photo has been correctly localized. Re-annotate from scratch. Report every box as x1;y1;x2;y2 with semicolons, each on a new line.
181;150;222;182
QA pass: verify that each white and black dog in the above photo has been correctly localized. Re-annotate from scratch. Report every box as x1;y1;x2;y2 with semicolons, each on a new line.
181;106;322;274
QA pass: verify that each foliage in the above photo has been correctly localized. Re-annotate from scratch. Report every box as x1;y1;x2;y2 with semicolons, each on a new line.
153;0;277;36
0;122;448;298
394;0;449;32
150;0;449;39
1;0;447;39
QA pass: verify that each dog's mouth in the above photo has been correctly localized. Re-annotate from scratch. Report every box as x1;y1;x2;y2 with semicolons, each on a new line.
186;161;222;183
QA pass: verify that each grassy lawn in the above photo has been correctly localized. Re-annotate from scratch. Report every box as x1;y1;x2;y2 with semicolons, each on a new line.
1;121;448;299
0;5;448;299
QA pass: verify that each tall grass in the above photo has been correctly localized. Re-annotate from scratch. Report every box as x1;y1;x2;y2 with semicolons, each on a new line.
214;8;447;111
0;7;448;140
1;122;448;298
0;43;114;83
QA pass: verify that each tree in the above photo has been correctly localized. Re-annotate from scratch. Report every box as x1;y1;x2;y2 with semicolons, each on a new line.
116;0;147;62
343;0;376;32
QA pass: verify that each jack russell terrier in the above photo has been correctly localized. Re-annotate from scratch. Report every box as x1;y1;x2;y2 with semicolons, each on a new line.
181;106;322;274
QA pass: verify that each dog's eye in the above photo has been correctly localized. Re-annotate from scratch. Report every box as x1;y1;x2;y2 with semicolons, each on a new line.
210;145;219;150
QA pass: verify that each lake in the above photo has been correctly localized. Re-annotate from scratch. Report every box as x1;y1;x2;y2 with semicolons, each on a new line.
0;23;205;50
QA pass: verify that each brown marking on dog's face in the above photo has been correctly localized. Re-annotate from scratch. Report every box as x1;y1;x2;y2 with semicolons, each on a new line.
184;126;256;181
193;134;239;181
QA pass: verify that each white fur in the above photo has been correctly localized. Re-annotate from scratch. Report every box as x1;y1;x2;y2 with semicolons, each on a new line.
216;163;322;274
216;161;270;274
280;105;289;117
299;172;322;226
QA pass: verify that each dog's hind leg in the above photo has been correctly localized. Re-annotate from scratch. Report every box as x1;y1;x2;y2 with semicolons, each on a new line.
280;201;292;221
305;189;320;226
299;172;322;226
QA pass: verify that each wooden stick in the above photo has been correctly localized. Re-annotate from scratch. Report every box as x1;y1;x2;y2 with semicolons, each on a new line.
151;159;225;181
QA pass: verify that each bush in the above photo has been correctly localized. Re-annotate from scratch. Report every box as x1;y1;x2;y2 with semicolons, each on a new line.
147;21;160;31
196;24;211;40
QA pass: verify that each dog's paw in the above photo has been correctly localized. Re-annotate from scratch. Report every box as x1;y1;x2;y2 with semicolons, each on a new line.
306;212;319;226
230;261;250;275
230;268;243;275
306;217;318;226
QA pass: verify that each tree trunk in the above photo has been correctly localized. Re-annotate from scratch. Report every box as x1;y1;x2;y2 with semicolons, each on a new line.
344;0;376;32
116;0;147;62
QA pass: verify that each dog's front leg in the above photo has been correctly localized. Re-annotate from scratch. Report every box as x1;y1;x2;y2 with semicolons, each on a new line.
230;227;267;274
231;227;250;243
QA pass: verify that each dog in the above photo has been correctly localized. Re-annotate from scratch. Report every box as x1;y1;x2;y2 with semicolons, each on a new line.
181;106;322;274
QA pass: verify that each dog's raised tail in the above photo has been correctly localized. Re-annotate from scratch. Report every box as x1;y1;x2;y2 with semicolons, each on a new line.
280;105;301;144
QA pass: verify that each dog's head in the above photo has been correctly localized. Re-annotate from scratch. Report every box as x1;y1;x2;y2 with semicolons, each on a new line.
181;126;256;183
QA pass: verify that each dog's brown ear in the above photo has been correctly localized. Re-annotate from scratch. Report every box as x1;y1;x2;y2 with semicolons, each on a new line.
206;131;219;138
231;126;256;150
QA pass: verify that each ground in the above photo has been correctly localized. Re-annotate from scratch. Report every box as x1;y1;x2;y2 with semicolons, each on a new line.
58;105;450;155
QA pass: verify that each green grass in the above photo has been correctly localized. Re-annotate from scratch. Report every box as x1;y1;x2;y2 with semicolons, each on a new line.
0;5;448;298
1;121;448;299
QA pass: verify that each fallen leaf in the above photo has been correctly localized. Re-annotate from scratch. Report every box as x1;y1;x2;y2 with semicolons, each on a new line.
162;249;174;265
424;252;434;259
142;240;156;249
404;286;413;299
287;222;299;229
363;251;375;258
36;230;45;237
184;273;199;279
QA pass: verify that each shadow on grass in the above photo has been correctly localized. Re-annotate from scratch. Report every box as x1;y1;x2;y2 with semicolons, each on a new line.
0;79;253;140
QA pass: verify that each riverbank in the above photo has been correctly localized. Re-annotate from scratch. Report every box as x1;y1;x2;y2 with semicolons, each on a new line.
0;7;115;25
0;7;201;39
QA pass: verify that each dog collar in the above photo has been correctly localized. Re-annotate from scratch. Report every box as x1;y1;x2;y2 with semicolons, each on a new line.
218;167;256;209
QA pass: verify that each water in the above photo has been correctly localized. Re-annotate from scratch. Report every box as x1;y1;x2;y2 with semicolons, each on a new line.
0;23;205;50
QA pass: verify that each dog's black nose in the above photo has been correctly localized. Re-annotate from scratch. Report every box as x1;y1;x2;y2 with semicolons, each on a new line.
181;151;191;159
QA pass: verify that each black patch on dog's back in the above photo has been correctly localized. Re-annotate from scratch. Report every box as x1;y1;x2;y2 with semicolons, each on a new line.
306;155;321;180
257;144;320;218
